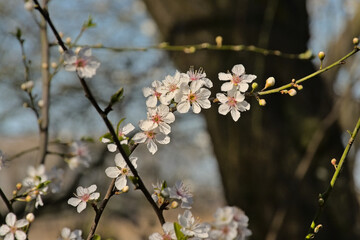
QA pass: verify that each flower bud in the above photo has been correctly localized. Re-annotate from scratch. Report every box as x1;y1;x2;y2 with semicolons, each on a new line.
51;62;58;68
297;85;303;90
264;77;275;89
258;99;266;106
38;99;44;108
353;37;359;45
58;46;64;53
16;183;22;190
24;1;34;11
314;224;322;233
184;46;196;54
122;186;129;193
25;195;32;202
288;89;297;96
318;51;325;60
251;82;258;91
215;36;223;47
26;213;35;223
65;37;72;44
21;81;34;91
170;201;179;209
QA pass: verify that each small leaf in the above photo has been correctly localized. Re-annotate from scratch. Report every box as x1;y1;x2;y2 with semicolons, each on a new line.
100;132;113;142
116;118;126;136
110;88;124;105
83;15;97;29
37;180;51;189
81;136;94;142
174;222;187;240
91;234;101;240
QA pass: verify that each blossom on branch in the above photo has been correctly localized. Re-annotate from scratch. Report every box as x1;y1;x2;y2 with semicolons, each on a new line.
169;180;193;209
143;80;163;108
140;104;175;135
64;47;100;78
158;71;189;105
149;222;176;240
68;184;100;213
67;141;91;170
57;227;83;240
216;88;250;122
101;122;135;152
187;66;213;88
0;213;29;240
178;210;210;239
218;64;256;92
105;153;138;190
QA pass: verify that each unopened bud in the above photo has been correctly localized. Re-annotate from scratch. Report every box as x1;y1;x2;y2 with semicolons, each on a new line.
51;62;58;68
65;37;72;44
21;81;34;91
215;36;223;47
297;85;303;90
314;224;322;233
318;51;325;60
184;46;196;54
26;213;35;223
38;99;44;108
353;37;359;45
331;158;337;169
23;102;29;108
122;186;129;193
42;62;48;69
59;32;64;38
24;1;34;11
170;201;179;209
58;46;64;53
251;82;258;91
264;77;275;89
16;183;22;190
25;195;32;202
288;89;297;96
259;99;266;106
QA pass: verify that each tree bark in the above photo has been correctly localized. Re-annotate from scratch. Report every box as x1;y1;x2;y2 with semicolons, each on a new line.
142;1;360;239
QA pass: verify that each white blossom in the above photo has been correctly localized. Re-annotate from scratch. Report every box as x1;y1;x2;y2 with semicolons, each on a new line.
105;153;138;190
169;180;193;209
23;164;47;187
140;105;175;135
178;210;210;239
187;67;213;88
143;80;163;108
158;71;189;105
101;122;135;152
133;122;170;155
149;222;176;240
67;141;91;170
152;180;170;205
68;185;100;213
218;64;256;92
174;81;211;114
0;213;29;240
216;89;250;122
57;227;83;240
64;47;100;78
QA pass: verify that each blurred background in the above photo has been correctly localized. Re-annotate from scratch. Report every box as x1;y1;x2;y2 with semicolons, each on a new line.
0;0;360;239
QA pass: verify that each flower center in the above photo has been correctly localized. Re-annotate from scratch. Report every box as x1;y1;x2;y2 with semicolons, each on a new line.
163;234;172;240
169;84;177;92
121;167;129;175
188;93;197;103
81;194;90;202
10;226;17;234
152;114;162;124
227;97;237;107
75;58;87;68
146;131;155;139
154;91;161;98
231;75;241;85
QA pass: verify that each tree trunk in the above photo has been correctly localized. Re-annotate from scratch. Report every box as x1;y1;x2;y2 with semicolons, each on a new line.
142;1;360;239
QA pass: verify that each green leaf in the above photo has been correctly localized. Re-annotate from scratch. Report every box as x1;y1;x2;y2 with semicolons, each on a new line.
83;15;97;29
91;234;101;240
37;180;51;189
80;136;95;142
110;88;124;106
99;132;113;142
116;118;126;136
121;143;131;157
174;222;187;240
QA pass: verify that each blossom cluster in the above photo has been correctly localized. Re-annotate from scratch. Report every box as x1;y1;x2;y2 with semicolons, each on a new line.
152;180;193;209
0;212;29;240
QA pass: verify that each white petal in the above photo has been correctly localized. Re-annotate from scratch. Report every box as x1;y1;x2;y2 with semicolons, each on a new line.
218;72;232;81
79;47;92;57
146;96;157;108
132;132;147;144
218;104;231;115
122;123;135;134
177;101;190;113
232;64;245;76
221;82;234;92
231;109;240;121
130;157;138;168
197;99;211;109
107;144;117;152
238;83;249;92
101;138;110;143
242;74;257;83
0;225;10;235
114;153;127;168
216;93;228;103
190;80;203;92
140;119;157;131
115;176;127;190
77;202;87;213
105;167;121;178
89;192;100;200
61;228;71;238
156;134;170;144
15;231;27;240
68;197;81;207
87;184;97;193
163;112;175;124
5;213;16;226
142;87;154;97
76;186;85;196
147;140;158;155
192;102;201;114
158;123;171;135
4;233;15;240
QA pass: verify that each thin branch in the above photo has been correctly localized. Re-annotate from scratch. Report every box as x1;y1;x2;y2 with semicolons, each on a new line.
305;116;360;239
0;187;13;213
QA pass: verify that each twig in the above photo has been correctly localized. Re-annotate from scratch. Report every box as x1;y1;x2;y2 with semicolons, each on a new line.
305;117;360;239
0;187;13;213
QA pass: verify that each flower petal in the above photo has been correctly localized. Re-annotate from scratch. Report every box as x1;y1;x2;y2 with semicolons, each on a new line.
68;197;81;207
105;167;121;178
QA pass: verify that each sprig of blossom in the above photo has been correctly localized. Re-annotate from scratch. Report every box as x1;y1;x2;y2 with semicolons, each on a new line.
101;122;135;152
218;64;256;92
68;184;100;213
143;80;163;108
187;66;213;88
216;88;250;122
67;141;91;170
64;47;100;78
152;180;170;205
140;105;175;135
169;180;193;209
149;222;176;240
105;153;138;190
22;164;49;208
0;212;29;240
158;71;189;105
178;210;210;239
57;227;83;240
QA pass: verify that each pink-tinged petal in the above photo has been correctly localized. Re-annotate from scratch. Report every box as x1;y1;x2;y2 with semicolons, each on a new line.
0;225;10;235
197;99;211;109
192;102;201;114
89;192;100;200
221;82;234;91
77;202;87;213
234;91;245;102
115;175;127;190
105;166;121;178
130;157;138;168
15;230;27;240
68;197;81;207
232;64;245;76
218;72;232;81
177;101;190;113
156;134;170;145
5;213;16;226
238;83;249;92
87;184;97;193
122;123;135;134
114;153;127;168
147;140;158;155
163;112;175;124
132;132;147;144
231;109;241;122
149;232;163;240
218;104;231;115
216;93;228;103
5;233;15;240
107;143;117;152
